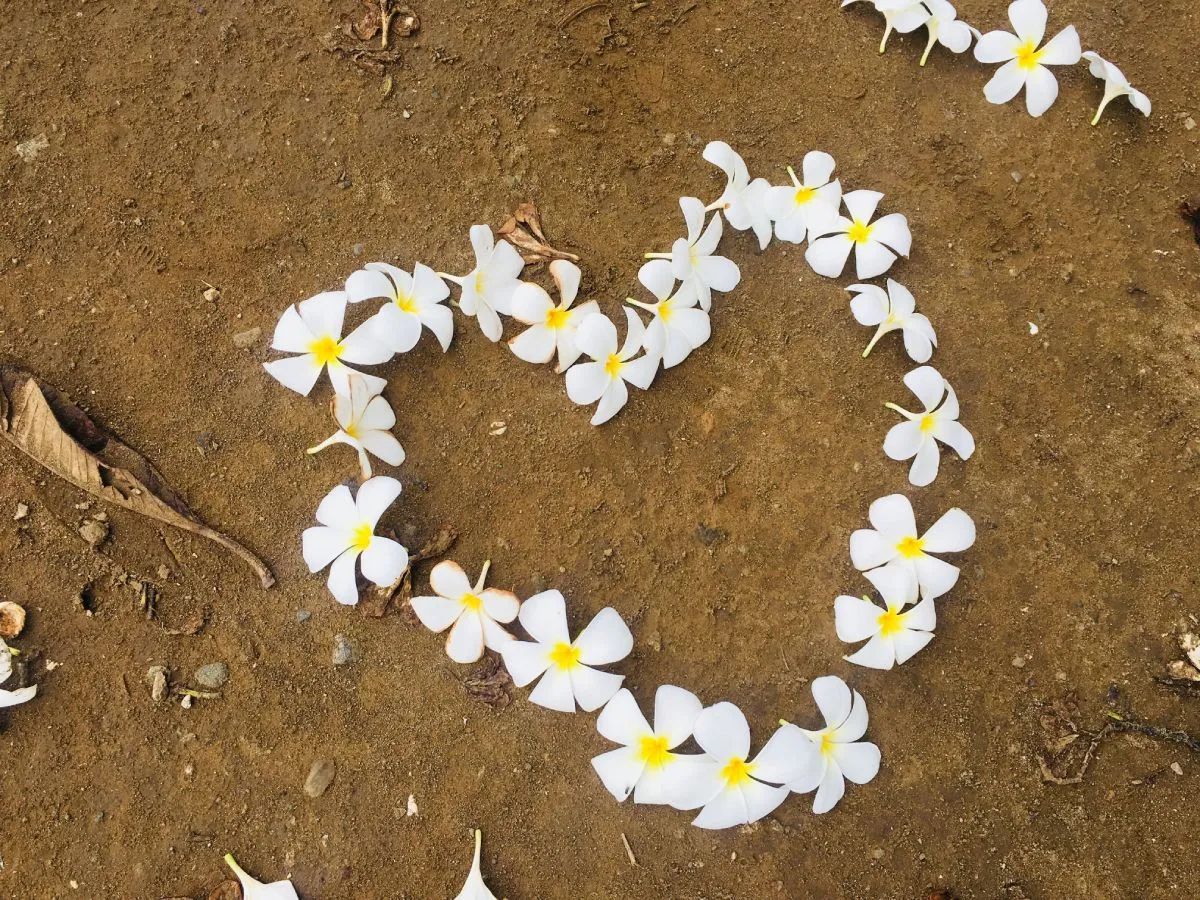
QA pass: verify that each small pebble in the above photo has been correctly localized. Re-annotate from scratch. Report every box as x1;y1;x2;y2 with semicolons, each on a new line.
232;326;261;349
1011;656;1026;669
78;518;109;548
194;662;229;690
304;758;337;798
406;794;418;816
296;610;311;623
1186;117;1196;131
332;634;355;666
13;502;29;521
181;694;194;709
147;666;169;702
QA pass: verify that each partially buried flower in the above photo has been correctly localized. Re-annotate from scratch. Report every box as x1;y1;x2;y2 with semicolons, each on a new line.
883;365;975;486
223;853;299;900
591;685;704;805
973;0;1081;117
453;830;499;900
440;225;525;342
765;151;842;245
306;375;405;480
806;190;912;280
848;279;936;363
849;493;976;600
0;638;36;708
702;141;773;250
640;196;740;312
1081;52;1151;125
661;702;819;830
508;259;599;372
784;676;880;814
564;309;660;426
627;263;710;370
410;560;519;664
842;0;931;54
301;476;409;606
346;261;454;353
264;290;391;396
918;0;976;66
835;564;935;670
499;589;633;712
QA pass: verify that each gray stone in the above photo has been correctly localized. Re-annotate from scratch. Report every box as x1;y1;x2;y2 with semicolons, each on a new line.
304;758;336;798
194;662;229;689
332;633;355;666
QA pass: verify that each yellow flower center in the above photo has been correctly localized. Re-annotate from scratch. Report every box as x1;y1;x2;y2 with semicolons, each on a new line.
819;731;835;758
395;294;418;313
878;606;904;637
719;757;756;788
461;592;483;611
896;535;925;559
545;307;569;330
309;335;343;366
658;301;674;324
637;734;672;769
350;523;373;552
1015;40;1044;70
344;423;360;439
793;185;816;205
473;271;486;295
548;642;581;671
919;413;937;433
847;219;874;244
604;354;623;378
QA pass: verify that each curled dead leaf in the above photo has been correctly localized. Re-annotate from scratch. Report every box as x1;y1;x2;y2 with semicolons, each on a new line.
205;880;243;900
0;364;274;588
0;601;26;639
364;525;457;617
498;201;581;265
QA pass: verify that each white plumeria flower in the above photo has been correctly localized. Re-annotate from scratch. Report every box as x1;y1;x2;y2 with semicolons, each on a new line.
884;365;975;486
346;261;453;353
835;565;935;670
661;702;819;830
224;854;299;900
973;0;1081;118
850;493;976;600
508;260;599;372
640;197;740;312
301;476;409;606
627;264;710;369
410;560;519;664
0;639;36;708
306;375;404;480
564;309;659;426
784;676;880;814
842;0;931;54
453;830;499;900
848;279;936;362
702;141;773;250
264;291;391;396
591;685;704;805
918;0;976;65
440;225;525;342
765;151;842;245
499;589;633;713
1081;52;1151;125
806;190;911;280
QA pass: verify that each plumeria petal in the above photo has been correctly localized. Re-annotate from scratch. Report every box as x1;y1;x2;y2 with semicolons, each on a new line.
574;608;634;666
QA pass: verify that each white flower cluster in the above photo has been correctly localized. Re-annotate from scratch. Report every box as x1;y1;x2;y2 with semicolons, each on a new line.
844;0;1151;122
258;136;980;840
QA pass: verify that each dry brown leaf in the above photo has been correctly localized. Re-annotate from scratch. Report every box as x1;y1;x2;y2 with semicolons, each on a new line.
363;526;457;617
206;880;243;900
0;364;274;589
461;653;512;709
497;201;581;265
0;601;27;638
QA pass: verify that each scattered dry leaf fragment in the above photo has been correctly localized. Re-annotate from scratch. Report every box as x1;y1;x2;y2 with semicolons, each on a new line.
366;525;457;617
0;364;274;588
79;516;110;548
461;654;513;709
205;881;243;900
13;502;28;520
0;602;26;638
304;758;337;798
497;201;581;265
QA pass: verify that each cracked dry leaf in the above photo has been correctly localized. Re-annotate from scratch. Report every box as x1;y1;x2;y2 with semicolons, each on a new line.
498;201;581;265
364;525;457;617
0;364;274;589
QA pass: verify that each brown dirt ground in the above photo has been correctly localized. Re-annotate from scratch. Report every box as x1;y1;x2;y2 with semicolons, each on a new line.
3;1;1200;897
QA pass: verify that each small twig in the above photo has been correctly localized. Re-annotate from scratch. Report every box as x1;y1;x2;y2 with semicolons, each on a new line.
674;2;697;24
1106;711;1200;753
620;832;638;867
380;0;398;49
560;0;603;29
1154;675;1200;699
1038;724;1111;785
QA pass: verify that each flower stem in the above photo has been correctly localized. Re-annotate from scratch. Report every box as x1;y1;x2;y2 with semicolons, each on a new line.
778;718;791;727
862;328;886;358
920;31;936;66
884;402;912;418
879;23;893;53
703;199;725;213
786;165;800;188
643;252;671;260
224;854;248;881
